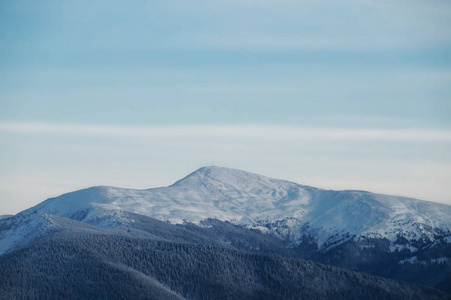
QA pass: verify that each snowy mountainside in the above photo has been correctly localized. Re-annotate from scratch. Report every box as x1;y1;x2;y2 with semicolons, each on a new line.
2;166;450;256
0;209;109;255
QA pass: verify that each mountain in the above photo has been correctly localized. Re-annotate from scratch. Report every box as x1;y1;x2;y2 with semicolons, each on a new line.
9;166;451;247
1;166;450;297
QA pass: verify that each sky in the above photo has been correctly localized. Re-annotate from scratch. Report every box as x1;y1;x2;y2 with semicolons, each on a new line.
1;0;451;214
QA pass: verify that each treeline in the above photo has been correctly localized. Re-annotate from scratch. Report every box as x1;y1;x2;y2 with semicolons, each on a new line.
111;212;451;292
305;236;451;290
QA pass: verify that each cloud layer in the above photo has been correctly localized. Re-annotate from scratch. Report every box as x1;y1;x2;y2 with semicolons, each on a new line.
1;122;451;142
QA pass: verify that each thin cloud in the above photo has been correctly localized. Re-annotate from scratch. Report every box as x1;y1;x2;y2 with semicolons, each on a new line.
1;122;450;143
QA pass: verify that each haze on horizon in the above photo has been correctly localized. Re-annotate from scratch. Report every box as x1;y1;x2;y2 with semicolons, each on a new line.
1;0;450;214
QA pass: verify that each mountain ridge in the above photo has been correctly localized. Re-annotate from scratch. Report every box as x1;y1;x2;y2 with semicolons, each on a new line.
4;166;450;255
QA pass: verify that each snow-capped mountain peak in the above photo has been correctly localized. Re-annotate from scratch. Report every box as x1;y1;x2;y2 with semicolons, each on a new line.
1;166;451;256
175;166;287;186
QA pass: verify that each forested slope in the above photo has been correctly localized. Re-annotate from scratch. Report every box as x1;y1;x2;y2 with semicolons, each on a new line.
1;227;448;300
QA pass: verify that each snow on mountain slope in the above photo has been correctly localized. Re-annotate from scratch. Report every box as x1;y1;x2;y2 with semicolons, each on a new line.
0;210;108;255
24;167;319;226
1;166;451;256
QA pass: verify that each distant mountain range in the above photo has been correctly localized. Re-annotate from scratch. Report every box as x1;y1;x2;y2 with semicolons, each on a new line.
1;166;450;299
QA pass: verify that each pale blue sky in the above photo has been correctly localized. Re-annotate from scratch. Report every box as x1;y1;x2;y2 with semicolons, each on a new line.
1;0;451;214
